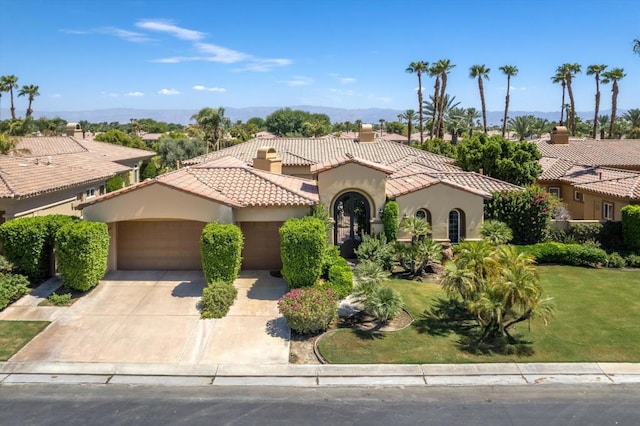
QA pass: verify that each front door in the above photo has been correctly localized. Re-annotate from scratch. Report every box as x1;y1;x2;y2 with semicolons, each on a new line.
333;192;370;258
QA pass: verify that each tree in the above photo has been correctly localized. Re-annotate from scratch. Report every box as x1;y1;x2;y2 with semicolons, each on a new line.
602;68;626;139
499;65;518;138
156;134;206;171
436;59;455;139
0;132;29;155
428;62;442;138
586;64;607;139
456;133;542;186
597;114;610;140
17;84;39;118
191;107;227;154
94;129;146;149
551;68;567;125
395;217;442;276
465;107;480;137
445;107;467;145
560;63;582;135
1;75;19;119
265;108;330;137
78;120;90;138
378;118;385;135
508;115;537;141
401;109;417;144
406;61;429;144
469;65;490;133
633;39;640;56
622;108;640;138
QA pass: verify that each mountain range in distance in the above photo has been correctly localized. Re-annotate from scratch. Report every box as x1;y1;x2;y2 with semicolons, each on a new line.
0;106;619;127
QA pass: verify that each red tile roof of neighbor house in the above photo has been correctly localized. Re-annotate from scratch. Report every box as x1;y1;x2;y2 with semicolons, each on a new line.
79;156;319;209
535;138;640;168
16;136;154;162
310;154;396;174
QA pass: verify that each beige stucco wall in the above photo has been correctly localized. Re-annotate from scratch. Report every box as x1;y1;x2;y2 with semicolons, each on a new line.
233;206;310;222
541;182;629;221
282;165;312;179
81;183;234;223
396;183;485;241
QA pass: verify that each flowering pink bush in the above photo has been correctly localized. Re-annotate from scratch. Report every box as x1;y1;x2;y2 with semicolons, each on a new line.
278;288;338;334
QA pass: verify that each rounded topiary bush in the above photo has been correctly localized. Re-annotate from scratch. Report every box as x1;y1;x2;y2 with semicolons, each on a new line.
317;257;353;299
278;287;338;334
279;217;325;289
200;223;244;284
200;280;238;319
56;221;109;291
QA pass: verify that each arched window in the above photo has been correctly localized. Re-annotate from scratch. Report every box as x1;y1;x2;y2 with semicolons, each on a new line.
415;209;432;228
448;209;466;243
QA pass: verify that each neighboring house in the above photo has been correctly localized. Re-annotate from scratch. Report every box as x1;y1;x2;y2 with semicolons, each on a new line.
80;125;519;271
0;123;154;223
535;127;640;220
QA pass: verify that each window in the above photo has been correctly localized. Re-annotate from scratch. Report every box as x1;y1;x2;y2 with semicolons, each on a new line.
603;202;614;221
548;187;560;198
448;210;460;243
574;190;583;202
133;163;140;184
99;185;105;195
414;209;432;227
86;188;96;199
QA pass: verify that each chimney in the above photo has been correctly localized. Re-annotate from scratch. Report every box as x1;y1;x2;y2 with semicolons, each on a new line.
253;147;282;174
550;126;569;144
66;122;83;138
358;124;375;143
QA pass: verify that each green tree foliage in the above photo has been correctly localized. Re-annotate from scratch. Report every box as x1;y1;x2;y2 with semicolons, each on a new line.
279;217;326;288
382;201;399;242
105;175;124;193
484;187;552;245
200;223;244;284
56;221;109;291
200;280;238;319
621;205;640;252
140;160;158;180
94;129;146;150
309;203;332;243
155;134;206;171
421;137;457;158
479;220;513;245
316;256;353;299
456;134;542;186
265;108;331;137
354;234;394;270
395;217;442;276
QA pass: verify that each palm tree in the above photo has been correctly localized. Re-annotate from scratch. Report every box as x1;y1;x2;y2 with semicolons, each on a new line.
428;62;443;138
469;65;490;133
622;108;640;138
18;84;40;118
597;115;610;140
602;68;626;138
551;69;568;125
562;63;581;135
633;39;640;56
378;118;386;136
586;65;607;139
401;109;417;144
436;59;455;139
508;115;537;141
191;106;226;154
405;61;429;144
423;94;460;135
465;107;480;137
499;65;518;138
1;75;19;119
445;107;467;145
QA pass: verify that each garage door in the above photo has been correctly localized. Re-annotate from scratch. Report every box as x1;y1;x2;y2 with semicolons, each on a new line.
117;220;206;270
239;222;283;270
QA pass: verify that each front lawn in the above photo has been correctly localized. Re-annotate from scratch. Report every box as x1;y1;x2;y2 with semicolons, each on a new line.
0;321;50;361
317;266;640;363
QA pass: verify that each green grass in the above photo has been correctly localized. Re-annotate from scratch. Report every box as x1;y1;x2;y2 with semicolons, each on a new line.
0;321;50;361
317;266;640;363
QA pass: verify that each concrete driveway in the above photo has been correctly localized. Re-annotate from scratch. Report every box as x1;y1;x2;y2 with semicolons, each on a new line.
1;270;290;365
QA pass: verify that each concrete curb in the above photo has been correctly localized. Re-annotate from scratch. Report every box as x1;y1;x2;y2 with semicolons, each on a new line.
1;362;639;387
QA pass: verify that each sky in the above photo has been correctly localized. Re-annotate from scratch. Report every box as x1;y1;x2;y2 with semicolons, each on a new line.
1;0;639;116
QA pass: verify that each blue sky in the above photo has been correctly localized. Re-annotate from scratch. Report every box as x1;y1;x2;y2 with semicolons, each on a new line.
1;0;639;115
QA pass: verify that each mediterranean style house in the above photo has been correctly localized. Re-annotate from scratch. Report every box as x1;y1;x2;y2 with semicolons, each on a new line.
80;125;519;271
0;123;154;223
535;127;640;221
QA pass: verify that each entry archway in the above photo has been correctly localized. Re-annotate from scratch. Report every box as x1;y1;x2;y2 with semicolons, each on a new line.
333;191;371;258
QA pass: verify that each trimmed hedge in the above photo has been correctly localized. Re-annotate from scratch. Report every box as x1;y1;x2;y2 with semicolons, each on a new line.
317;256;353;299
201;223;244;284
280;217;326;288
56;221;109;291
519;242;608;267
382;201;399;242
0;273;30;311
621;205;640;252
0;215;77;282
200;280;238;319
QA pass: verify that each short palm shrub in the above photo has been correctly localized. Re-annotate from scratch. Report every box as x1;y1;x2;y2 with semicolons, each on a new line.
364;286;403;323
200;280;238;319
354;234;394;270
56;221;109;291
200;223;244;284
278;288;338;334
480;220;513;245
353;260;389;304
0;273;30;311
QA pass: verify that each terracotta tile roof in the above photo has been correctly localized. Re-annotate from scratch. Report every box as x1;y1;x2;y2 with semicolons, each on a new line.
311;154;396;174
387;170;521;198
535;138;640;168
16;136;154;162
0;156;110;199
80;156;319;209
539;157;576;180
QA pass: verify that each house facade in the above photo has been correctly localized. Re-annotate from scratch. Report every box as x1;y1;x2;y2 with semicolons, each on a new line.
80;125;520;271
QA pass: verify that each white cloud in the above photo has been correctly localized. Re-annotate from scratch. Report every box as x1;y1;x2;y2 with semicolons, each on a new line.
339;77;356;84
192;85;226;92
97;27;152;43
238;58;292;72
158;88;180;95
125;91;144;97
50;94;61;98
329;88;355;95
285;76;314;87
195;42;249;63
136;19;205;41
60;29;88;35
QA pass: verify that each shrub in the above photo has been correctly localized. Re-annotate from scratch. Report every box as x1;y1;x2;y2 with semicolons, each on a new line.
141;161;158;180
622;205;640;252
320;245;341;278
201;223;243;284
0;255;13;273
600;221;624;251
106;174;124;193
568;222;603;244
278;287;338;334
280;217;325;289
480;220;513;245
364;286;403;323
0;273;30;311
48;292;72;306
519;242;608;267
309;203;332;243
625;254;640;268
56;221;109;291
354;233;394;270
382;201;399;242
606;252;626;269
200;280;238;319
484;187;551;245
317;257;353;299
353;260;389;303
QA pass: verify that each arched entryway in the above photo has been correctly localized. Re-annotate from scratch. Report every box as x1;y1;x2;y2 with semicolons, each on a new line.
333;191;371;258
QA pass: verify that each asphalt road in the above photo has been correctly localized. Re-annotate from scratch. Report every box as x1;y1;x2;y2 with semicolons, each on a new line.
1;384;639;425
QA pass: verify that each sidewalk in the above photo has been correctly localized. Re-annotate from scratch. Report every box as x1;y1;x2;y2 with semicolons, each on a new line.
1;361;639;387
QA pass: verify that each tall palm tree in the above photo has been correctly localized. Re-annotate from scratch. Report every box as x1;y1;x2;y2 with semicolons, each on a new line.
1;75;19;119
586;64;607;139
378;118;385;136
401;109;417;145
508;115;537;141
551;69;567;125
499;65;518;138
405;61;429;144
561;63;582;135
633;39;640;56
191;106;226;154
602;68;626;139
465;107;480;137
623;109;640;138
18;84;40;118
597;115;610;140
428;62;443;138
436;59;455;139
469;64;490;133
